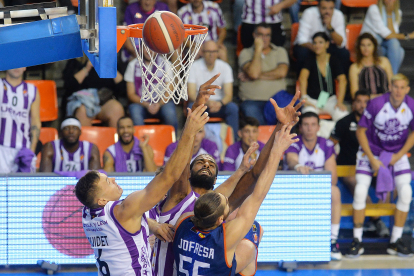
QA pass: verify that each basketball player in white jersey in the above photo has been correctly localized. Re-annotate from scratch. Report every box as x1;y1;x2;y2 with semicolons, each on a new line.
151;74;304;276
284;112;342;261
0;67;41;173
75;102;211;276
40;117;101;172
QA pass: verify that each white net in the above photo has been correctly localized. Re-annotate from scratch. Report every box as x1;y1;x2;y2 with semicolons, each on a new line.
131;25;208;105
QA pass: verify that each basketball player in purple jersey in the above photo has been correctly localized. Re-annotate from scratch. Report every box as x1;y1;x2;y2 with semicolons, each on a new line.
103;116;157;173
349;74;414;257
40;117;101;172
0;67;41;173
75;103;211;276
284;112;342;261
173;123;298;275
151;74;304;276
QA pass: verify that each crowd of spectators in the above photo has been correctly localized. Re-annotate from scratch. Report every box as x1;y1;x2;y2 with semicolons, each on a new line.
1;0;414;259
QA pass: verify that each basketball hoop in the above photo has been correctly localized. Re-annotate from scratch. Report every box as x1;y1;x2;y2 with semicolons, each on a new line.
118;24;208;105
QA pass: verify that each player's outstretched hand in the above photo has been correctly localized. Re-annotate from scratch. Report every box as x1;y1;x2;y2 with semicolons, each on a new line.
273;123;299;153
185;104;209;135
270;90;304;126
193;73;221;110
153;223;175;243
239;142;259;172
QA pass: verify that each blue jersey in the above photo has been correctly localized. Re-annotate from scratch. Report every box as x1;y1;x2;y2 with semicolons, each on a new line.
173;216;237;276
235;221;262;276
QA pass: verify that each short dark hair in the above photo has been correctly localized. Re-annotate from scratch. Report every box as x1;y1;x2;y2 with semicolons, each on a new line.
240;117;260;130
191;192;225;229
312;32;330;42
190;154;219;177
354;90;370;101
299;112;320;125
117;116;133;129
318;0;335;5
254;22;271;33
75;170;101;208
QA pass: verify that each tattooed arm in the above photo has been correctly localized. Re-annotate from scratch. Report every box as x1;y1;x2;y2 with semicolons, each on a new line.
30;91;41;153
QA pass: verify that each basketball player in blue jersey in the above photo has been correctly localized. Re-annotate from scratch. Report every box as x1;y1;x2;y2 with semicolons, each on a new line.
0;67;41;173
75;103;211;276
226;208;263;276
103;116;157;172
151;74;304;276
173;123;298;275
40;117;101;172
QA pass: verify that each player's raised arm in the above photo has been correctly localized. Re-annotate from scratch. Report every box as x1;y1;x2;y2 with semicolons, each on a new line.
225;124;298;257
116;104;209;220
227;93;303;212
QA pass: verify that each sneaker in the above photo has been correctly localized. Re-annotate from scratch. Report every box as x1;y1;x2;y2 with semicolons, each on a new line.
374;219;390;237
387;238;413;257
347;238;364;258
331;239;342;261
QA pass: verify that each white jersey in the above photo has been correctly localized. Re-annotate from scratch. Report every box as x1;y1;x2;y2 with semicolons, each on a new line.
242;0;283;24
82;200;152;276
284;136;335;171
52;139;92;172
0;79;37;149
151;191;198;276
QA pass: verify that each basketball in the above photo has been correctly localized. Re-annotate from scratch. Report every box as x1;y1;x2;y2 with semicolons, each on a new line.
42;185;93;258
142;11;186;54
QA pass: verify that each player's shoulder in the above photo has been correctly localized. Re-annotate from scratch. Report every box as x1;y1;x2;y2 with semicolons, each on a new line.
318;136;334;149
403;94;414;108
204;1;222;10
202;138;218;148
178;4;191;15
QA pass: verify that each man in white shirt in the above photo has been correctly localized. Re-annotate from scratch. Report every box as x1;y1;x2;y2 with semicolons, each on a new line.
188;41;238;136
293;0;349;74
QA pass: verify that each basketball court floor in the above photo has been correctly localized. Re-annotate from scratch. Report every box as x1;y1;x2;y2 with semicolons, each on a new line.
1;255;413;275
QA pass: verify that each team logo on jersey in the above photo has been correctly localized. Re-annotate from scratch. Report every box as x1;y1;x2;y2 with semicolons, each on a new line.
252;224;257;233
80;154;84;161
305;161;315;170
402;108;406;113
135;13;142;18
23;89;27;95
191;226;206;238
315;149;318;154
253;233;258;243
384;118;401;135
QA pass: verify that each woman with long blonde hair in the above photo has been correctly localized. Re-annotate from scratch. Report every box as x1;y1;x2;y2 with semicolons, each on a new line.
349;33;393;98
361;0;414;74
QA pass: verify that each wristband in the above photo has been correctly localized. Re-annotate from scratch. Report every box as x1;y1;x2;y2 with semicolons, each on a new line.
294;164;303;170
404;33;410;40
327;27;334;33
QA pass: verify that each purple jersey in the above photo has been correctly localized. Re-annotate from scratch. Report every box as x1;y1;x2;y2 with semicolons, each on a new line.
284;135;335;171
222;141;265;171
106;138;144;173
151;191;198;276
177;1;226;42
163;139;220;166
359;93;414;156
0;79;37;149
51;139;93;172
124;2;169;25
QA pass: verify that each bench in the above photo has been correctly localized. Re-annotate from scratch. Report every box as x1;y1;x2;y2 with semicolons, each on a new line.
336;165;396;217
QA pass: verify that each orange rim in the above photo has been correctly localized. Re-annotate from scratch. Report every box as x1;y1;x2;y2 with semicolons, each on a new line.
116;24;208;53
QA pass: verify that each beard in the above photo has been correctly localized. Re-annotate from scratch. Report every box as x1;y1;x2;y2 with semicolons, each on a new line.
189;171;216;190
62;137;79;148
120;135;133;145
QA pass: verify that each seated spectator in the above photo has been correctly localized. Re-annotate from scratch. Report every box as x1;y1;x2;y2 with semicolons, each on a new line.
223;117;264;171
290;0;341;23
239;23;289;125
178;0;228;62
299;32;348;122
125;49;178;132
284;112;342;261
293;0;349;75
40;117;101;172
349;33;393;98
123;0;169;60
361;0;414;75
0;67;40;173
349;74;414;257
103;116;157;172
240;0;297;48
164;126;220;166
330;90;390;237
63;56;125;128
188;41;238;136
